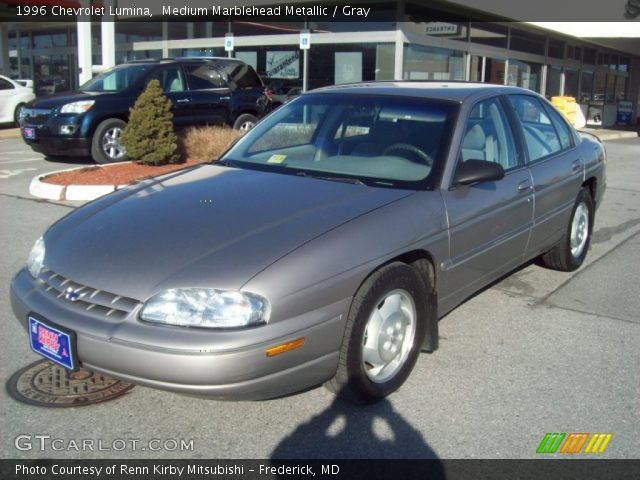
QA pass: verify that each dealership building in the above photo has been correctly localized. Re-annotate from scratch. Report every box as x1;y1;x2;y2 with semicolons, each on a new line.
1;0;639;127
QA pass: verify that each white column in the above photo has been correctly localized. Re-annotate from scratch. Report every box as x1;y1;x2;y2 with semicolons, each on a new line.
394;28;404;80
76;1;93;84
205;22;213;38
101;0;116;68
187;22;194;39
162;22;169;57
0;24;9;75
559;71;566;96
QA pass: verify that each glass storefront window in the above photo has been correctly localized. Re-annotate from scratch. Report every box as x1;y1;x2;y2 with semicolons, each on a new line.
564;68;579;99
403;44;464;81
592;71;606;102
548;39;564;59
510;28;545;56
605;74;616;103
486;58;506;85
583;48;596;65
545;65;562;98
115;22;162;43
469;23;508;49
619;57;630;73
507;59;542;92
615;76;627;101
580;71;593;103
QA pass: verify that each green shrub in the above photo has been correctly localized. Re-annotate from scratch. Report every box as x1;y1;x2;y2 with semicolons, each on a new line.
121;79;180;166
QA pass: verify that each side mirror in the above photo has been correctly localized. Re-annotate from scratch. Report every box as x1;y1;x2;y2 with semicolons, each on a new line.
453;159;505;186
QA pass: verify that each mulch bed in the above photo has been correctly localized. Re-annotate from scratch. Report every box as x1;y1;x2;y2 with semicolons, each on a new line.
44;159;209;186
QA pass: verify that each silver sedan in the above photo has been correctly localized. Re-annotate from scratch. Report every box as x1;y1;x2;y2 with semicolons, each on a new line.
11;82;606;404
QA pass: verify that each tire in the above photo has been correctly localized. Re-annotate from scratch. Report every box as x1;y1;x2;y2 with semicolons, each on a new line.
91;118;128;164
14;103;25;126
326;262;429;404
540;187;594;272
232;113;258;132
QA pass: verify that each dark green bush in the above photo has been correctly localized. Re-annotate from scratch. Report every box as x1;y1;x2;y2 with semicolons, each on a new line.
121;79;179;166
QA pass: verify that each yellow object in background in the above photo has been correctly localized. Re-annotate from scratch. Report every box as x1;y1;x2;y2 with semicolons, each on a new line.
551;96;577;127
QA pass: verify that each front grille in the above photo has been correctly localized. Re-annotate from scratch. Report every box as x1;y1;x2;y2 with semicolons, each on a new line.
38;268;140;321
21;107;52;126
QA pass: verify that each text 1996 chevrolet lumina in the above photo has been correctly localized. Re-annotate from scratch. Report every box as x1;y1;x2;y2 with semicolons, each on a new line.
11;82;605;404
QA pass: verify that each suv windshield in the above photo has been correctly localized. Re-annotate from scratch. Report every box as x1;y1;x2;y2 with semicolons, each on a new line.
79;64;152;92
221;93;458;189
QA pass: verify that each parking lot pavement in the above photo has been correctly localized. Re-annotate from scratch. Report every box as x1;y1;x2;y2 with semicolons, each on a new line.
1;138;638;459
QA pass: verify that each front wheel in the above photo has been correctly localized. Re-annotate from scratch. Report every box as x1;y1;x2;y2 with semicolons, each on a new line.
232;113;258;133
91;118;128;164
14;103;25;126
326;262;429;404
540;187;594;271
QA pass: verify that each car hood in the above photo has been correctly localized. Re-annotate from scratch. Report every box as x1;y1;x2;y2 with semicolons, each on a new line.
28;90;114;109
44;165;412;301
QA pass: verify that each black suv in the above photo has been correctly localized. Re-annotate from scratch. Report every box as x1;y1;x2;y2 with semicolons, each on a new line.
20;58;271;163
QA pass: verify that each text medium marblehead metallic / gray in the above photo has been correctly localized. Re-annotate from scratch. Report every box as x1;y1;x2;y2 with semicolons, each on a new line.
10;82;606;402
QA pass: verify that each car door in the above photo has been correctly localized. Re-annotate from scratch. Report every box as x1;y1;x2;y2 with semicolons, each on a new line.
0;77;16;122
505;94;585;257
440;96;534;305
147;66;193;128
183;63;230;126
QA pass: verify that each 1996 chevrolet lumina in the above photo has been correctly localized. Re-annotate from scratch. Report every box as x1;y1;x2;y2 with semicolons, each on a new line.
11;83;606;404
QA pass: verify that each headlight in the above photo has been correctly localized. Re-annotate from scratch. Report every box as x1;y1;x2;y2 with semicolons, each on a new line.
139;288;270;329
27;236;45;278
60;100;95;114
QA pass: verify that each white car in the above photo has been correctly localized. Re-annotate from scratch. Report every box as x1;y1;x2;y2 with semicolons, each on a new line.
0;75;35;126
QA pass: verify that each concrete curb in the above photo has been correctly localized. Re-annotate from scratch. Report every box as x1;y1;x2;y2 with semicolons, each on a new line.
588;131;638;141
29;163;130;201
0;127;21;140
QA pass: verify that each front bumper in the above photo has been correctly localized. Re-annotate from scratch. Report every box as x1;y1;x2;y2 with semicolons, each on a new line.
23;133;90;157
11;268;347;400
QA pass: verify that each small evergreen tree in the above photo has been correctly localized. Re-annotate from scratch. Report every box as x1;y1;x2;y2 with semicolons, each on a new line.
121;79;179;165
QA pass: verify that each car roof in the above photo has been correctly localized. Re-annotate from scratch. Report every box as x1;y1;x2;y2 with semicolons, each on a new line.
309;81;535;103
122;57;245;66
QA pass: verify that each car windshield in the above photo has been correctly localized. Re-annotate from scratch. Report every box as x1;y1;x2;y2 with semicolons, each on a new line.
221;92;458;189
79;64;152;92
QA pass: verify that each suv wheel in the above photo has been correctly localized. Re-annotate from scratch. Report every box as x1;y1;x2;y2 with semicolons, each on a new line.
91;118;128;164
233;114;258;132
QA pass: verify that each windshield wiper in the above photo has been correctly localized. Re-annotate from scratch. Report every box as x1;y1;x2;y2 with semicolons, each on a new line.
296;171;366;185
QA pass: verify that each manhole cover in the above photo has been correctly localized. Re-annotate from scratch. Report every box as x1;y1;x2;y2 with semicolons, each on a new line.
7;360;134;407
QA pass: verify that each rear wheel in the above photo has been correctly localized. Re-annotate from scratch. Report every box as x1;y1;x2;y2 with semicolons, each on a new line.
233;113;258;133
91;118;128;164
326;262;428;404
540;187;594;271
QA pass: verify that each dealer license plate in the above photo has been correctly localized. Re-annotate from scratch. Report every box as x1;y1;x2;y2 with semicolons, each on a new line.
28;316;77;370
23;127;35;139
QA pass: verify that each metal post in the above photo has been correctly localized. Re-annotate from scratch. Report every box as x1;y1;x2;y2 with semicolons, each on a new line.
302;21;309;92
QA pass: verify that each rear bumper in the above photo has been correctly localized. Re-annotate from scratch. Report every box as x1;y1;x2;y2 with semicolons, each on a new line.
10;268;347;400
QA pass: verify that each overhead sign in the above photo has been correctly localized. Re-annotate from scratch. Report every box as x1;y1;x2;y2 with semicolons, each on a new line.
299;30;311;50
224;34;234;52
424;22;459;36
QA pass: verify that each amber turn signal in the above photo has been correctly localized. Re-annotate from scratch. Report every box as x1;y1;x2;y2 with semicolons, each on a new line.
266;338;305;357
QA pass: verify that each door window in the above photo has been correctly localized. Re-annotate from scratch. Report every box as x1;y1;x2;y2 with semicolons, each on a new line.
507;95;562;162
459;97;519;171
184;64;226;90
0;78;15;90
150;67;186;93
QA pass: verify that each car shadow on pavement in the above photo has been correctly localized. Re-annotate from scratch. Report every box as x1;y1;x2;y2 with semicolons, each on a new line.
271;393;445;475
